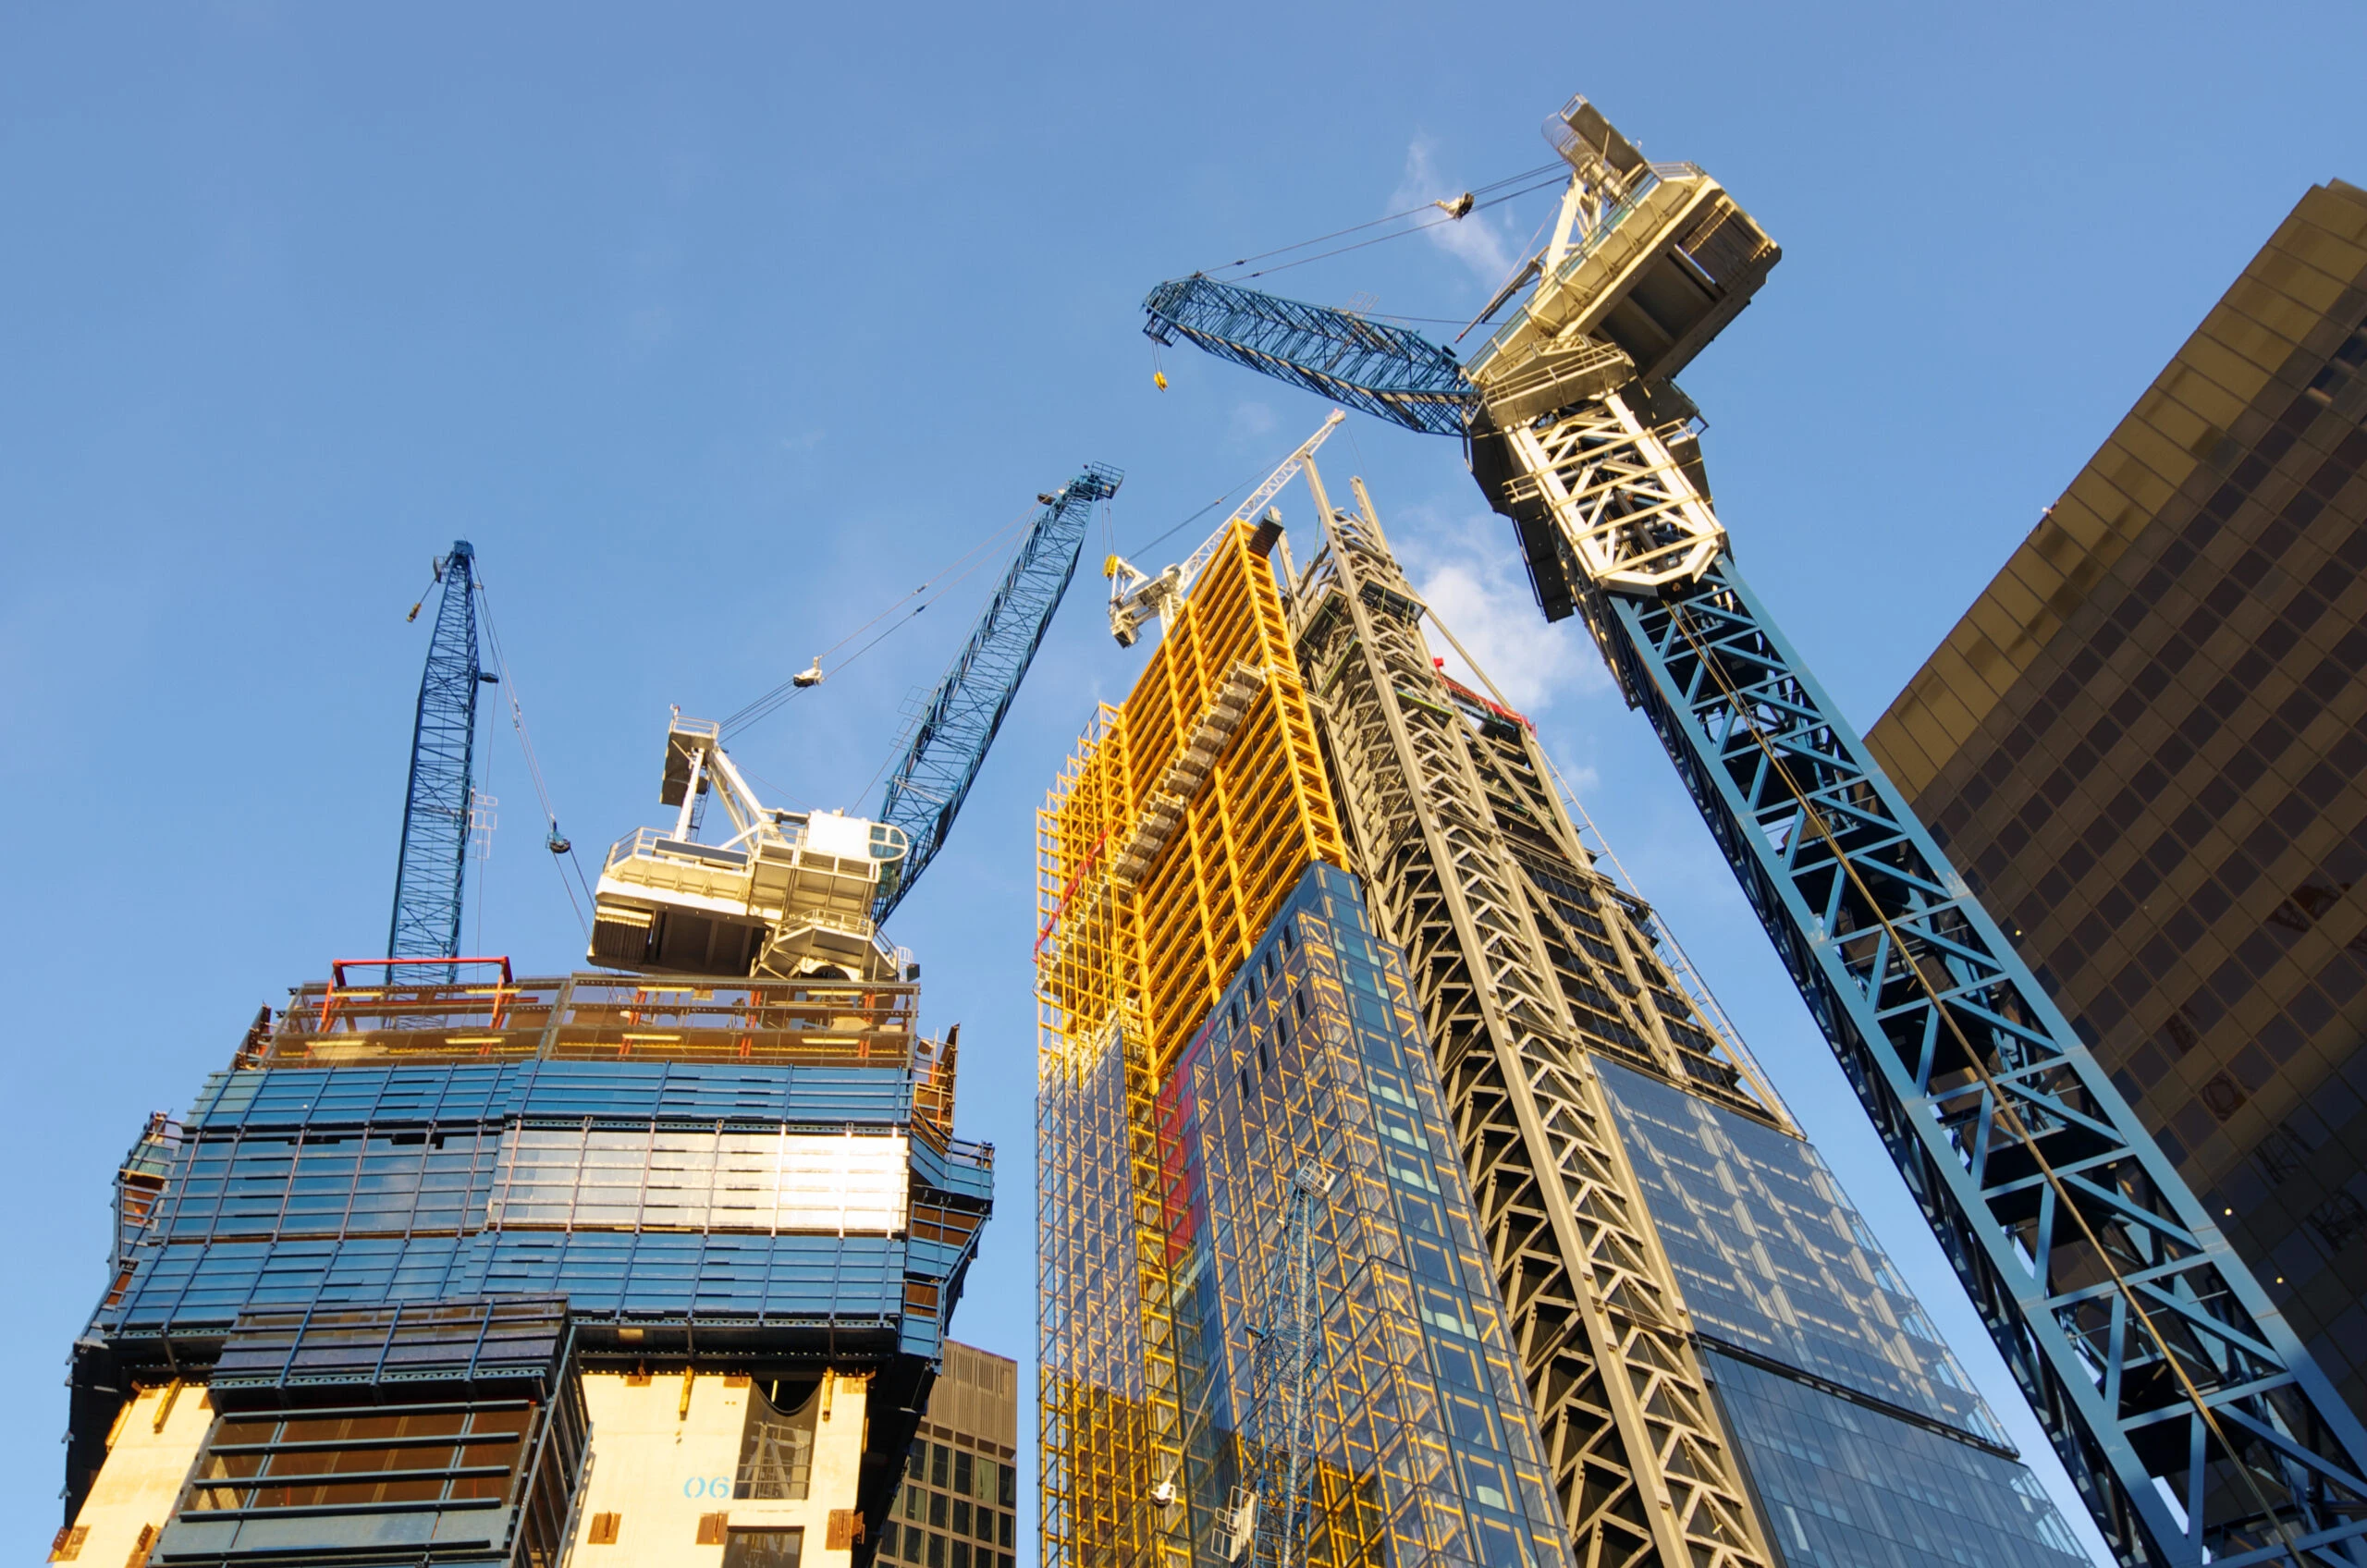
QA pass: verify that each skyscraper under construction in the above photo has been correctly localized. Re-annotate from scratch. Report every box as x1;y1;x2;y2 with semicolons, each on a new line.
57;720;992;1568
1036;446;2091;1568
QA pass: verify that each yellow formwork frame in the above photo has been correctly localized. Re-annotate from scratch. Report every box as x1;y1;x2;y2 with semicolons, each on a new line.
1036;526;1345;1568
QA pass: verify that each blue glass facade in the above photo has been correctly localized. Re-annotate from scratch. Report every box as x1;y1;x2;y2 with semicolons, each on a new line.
94;1059;984;1354
1155;864;1570;1568
1595;1060;2089;1568
94;1058;986;1354
1707;1353;2089;1568
65;973;993;1564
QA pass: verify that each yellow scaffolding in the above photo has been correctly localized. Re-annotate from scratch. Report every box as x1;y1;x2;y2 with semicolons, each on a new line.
1036;524;1344;1568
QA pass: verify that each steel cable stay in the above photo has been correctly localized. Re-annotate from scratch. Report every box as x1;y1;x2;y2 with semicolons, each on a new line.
1226;174;1571;282
1652;593;2355;1568
1205;159;1565;278
717;504;1054;742
473;578;595;937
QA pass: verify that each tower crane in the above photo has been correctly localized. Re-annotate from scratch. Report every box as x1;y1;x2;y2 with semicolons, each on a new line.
877;465;1123;917
585;468;1122;977
386;541;498;981
1142;94;2367;1568
1107;411;1340;646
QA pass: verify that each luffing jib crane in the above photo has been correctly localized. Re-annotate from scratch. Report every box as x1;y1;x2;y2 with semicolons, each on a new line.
386;541;498;980
877;464;1123;916
583;467;1122;978
1145;94;2367;1568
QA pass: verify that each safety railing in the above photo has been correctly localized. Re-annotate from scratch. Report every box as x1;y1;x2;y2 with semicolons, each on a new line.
262;973;923;1069
1475;160;1709;368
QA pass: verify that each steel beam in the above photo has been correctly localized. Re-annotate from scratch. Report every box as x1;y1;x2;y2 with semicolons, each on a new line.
1287;472;1774;1568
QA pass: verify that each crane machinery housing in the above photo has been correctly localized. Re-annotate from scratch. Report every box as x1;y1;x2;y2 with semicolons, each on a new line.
1141;92;2367;1568
586;465;1121;977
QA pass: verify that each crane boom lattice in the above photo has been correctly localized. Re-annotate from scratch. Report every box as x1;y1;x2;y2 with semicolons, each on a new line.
1144;278;1474;437
1140;92;2367;1568
386;541;484;981
877;464;1123;918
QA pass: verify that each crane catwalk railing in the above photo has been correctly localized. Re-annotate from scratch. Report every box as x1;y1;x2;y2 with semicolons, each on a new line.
1605;555;2367;1568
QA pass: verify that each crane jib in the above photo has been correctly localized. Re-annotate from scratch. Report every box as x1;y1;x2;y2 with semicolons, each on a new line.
874;465;1124;920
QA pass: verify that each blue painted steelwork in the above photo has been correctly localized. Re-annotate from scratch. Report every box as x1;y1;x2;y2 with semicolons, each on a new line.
1607;556;2367;1567
877;466;1122;919
92;1059;988;1350
1141;279;2367;1564
387;541;485;978
1142;278;1473;437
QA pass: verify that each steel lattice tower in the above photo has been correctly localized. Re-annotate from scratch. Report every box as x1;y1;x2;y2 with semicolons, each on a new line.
386;540;483;978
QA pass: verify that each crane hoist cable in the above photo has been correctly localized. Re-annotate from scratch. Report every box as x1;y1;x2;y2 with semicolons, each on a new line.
475;580;595;938
1206;159;1564;278
717;506;1040;740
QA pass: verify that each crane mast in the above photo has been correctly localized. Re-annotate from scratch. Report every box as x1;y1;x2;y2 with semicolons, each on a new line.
1142;93;2367;1568
386;541;491;980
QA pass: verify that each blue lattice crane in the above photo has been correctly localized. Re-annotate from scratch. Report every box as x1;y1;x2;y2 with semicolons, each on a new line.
1144;95;2367;1568
387;542;497;979
874;464;1123;919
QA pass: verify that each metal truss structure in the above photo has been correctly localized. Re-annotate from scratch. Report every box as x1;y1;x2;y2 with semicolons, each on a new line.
1145;277;1474;437
877;464;1123;918
1037;530;1345;1568
387;540;485;980
1245;1166;1328;1568
1595;534;2367;1568
1286;468;1775;1568
1137;87;2367;1565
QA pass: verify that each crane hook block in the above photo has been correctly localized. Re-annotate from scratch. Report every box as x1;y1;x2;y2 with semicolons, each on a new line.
792;656;825;690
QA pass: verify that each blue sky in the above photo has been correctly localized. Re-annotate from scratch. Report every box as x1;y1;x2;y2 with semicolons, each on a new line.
6;5;2364;1562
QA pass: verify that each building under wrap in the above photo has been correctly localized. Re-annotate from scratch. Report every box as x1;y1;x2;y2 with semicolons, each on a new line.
60;965;991;1567
1036;458;2096;1568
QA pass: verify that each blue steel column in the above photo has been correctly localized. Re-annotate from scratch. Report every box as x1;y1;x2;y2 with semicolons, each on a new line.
1601;555;2367;1568
386;541;482;979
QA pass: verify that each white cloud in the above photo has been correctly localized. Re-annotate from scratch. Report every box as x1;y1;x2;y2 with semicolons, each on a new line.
1391;137;1518;287
1230;400;1277;441
1386;500;1610;718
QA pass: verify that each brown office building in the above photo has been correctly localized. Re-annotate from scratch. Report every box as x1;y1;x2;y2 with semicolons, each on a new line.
1867;179;2367;1417
877;1342;1021;1568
